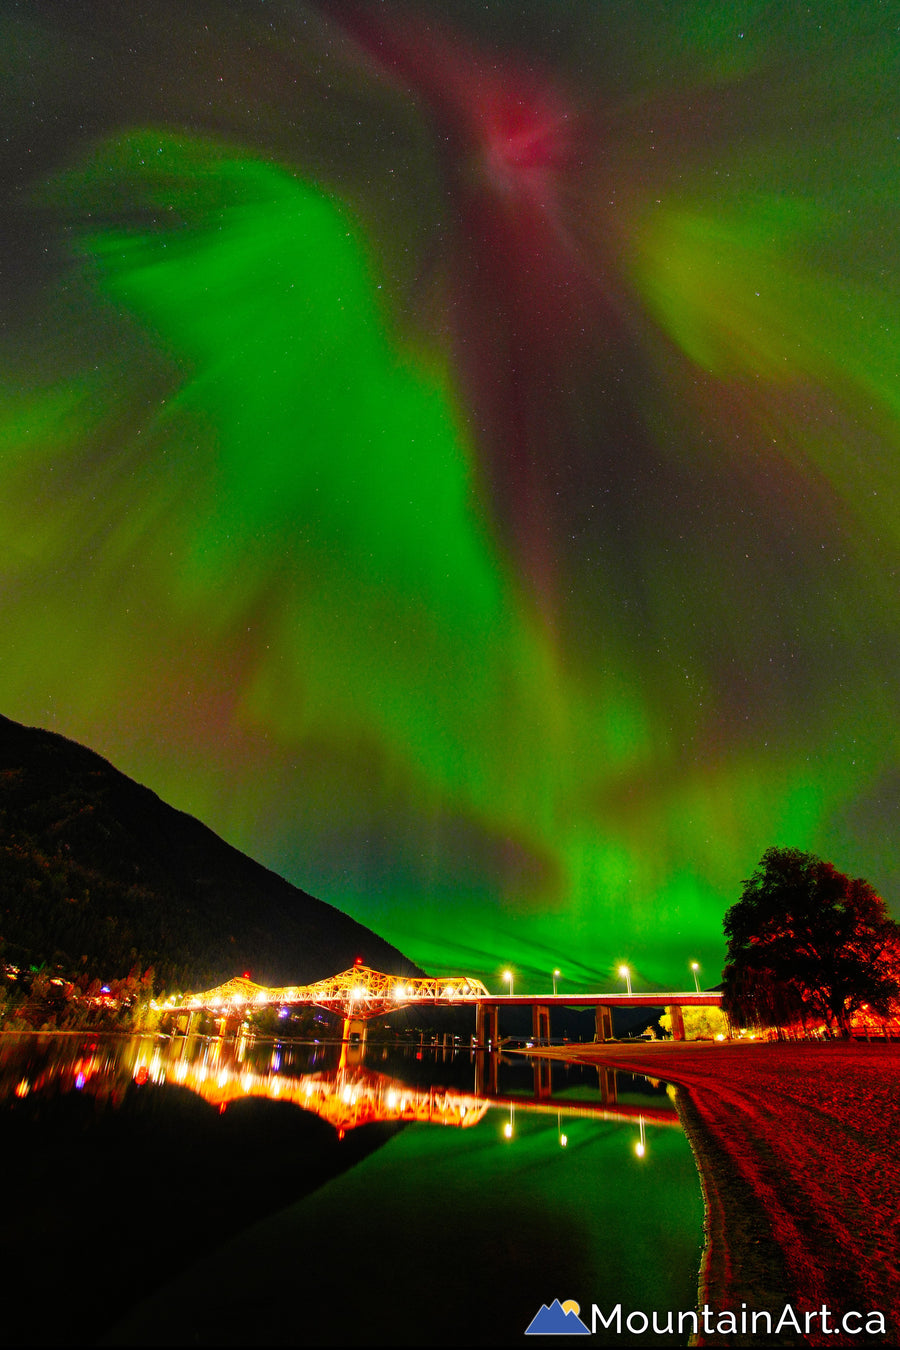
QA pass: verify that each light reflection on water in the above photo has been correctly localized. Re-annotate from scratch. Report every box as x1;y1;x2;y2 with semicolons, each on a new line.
1;1033;704;1347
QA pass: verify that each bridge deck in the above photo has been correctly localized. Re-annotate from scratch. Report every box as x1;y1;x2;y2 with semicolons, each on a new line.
159;965;724;1021
418;991;722;1007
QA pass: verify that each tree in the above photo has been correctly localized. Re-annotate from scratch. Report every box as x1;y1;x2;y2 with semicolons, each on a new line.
722;847;900;1037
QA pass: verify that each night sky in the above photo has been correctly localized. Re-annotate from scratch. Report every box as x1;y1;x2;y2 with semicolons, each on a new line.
3;1;899;992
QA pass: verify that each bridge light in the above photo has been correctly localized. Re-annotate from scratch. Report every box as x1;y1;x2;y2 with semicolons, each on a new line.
503;970;514;997
351;986;365;1001
690;962;701;993
553;969;561;996
393;984;406;1000
618;965;632;996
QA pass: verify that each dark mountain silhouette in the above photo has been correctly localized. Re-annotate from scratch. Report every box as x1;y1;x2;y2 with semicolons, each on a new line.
0;713;422;991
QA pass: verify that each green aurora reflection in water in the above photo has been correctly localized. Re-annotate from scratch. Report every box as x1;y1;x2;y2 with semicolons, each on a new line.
2;2;899;989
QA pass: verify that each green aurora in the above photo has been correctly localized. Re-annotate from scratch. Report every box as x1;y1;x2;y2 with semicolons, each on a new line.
2;2;899;991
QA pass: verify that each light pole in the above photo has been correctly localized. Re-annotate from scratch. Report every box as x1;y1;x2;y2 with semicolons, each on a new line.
691;962;701;993
618;964;632;996
553;968;560;996
503;969;514;997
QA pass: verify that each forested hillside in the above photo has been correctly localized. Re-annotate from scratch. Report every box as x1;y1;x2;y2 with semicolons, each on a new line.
0;714;419;993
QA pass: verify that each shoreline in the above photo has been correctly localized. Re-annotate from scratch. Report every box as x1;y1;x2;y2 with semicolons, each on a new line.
672;1082;798;1347
522;1041;900;1346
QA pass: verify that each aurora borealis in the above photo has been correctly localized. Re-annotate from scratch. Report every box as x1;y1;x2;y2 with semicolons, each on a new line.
3;1;899;992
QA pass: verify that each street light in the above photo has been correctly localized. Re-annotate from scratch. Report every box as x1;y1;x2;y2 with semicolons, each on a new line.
553;969;561;996
618;965;632;995
690;962;701;993
503;969;514;997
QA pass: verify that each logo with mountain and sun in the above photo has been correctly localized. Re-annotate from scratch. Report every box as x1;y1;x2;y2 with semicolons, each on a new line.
525;1298;589;1335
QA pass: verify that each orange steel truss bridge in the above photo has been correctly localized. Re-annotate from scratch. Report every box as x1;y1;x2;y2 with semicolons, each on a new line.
162;964;490;1022
159;962;723;1043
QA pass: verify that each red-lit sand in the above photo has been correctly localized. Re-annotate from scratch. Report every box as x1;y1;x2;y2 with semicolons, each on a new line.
531;1041;900;1346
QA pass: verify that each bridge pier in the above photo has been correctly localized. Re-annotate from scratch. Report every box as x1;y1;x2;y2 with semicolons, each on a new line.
340;1014;368;1046
665;1005;686;1041
594;1005;614;1043
339;1015;368;1068
532;1004;551;1046
474;1002;500;1049
171;1009;199;1037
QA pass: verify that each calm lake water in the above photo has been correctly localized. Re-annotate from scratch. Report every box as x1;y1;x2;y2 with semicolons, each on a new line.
1;1032;704;1347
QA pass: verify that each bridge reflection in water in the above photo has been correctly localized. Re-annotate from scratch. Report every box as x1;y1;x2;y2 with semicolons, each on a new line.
129;1031;680;1144
2;1033;677;1150
0;1030;701;1346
